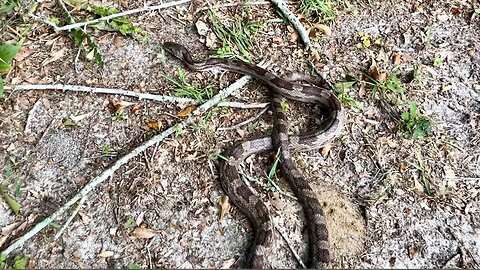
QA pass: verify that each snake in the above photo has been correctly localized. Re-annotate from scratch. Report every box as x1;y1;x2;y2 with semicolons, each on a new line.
163;42;344;268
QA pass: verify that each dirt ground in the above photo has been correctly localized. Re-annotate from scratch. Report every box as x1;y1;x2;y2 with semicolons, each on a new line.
1;0;479;268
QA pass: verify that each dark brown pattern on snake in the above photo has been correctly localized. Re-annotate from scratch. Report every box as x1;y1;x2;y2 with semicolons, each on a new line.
163;42;344;268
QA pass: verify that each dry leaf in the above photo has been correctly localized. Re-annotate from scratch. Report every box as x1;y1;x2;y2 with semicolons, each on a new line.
1;222;20;236
221;258;236;269
195;20;209;36
321;143;332;157
41;47;66;66
131;227;158;239
109;227;118;236
402;54;415;62
413;179;424;194
70;112;93;123
15;47;36;62
98;251;114;258
113;36;123;48
310;23;332;37
177;105;196;117
399;162;407;173
218;195;230;219
146;120;162;131
290;31;298;42
370;66;386;81
236;129;245;138
78;211;91;224
392;52;402;65
206;32;217;48
111;99;135;114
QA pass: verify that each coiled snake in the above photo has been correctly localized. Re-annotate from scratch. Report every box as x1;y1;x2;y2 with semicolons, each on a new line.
163;42;344;268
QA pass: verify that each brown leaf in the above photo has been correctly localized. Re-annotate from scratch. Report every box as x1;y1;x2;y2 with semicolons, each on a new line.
131;227;158;239
218;195;230;220
111;99;135;114
146;120;162;131
1;222;21;236
308;23;332;37
113;36;123;48
41;47;66;66
236;129;245;138
321;143;332;157
392;52;402;65
370;66;386;81
177;105;196;117
450;7;462;16
399;162;407;173
15;47;36;62
98;251;114;258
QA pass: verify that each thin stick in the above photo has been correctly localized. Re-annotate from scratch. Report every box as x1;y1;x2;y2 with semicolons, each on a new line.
8;84;197;104
195;1;270;12
0;73;254;256
7;84;268;109
217;105;269;131
270;0;311;48
32;0;191;32
54;196;87;240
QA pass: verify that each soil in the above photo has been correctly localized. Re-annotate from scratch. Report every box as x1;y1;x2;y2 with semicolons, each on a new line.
0;0;479;268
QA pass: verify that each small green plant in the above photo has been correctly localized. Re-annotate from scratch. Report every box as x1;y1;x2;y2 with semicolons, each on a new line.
368;72;405;100
357;32;381;48
299;0;336;22
102;146;112;155
0;42;21;98
1;164;23;214
208;10;261;61
53;2;147;68
172;124;183;136
111;112;127;121
333;79;363;110
128;263;142;270
0;253;6;269
123;217;134;229
400;102;432;138
12;255;28;269
50;222;62;229
161;68;215;102
0;0;20;14
280;102;288;112
0;254;29;270
433;57;443;67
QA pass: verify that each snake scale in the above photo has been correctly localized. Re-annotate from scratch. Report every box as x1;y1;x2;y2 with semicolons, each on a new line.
163;42;344;268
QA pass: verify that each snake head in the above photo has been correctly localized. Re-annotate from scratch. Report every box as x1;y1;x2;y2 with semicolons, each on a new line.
163;42;193;63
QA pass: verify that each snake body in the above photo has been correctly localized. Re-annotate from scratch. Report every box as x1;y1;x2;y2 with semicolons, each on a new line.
163;42;344;268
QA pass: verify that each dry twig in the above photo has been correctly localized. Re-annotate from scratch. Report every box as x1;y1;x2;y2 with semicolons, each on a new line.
7;84;266;108
30;0;192;32
0;73;255;256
